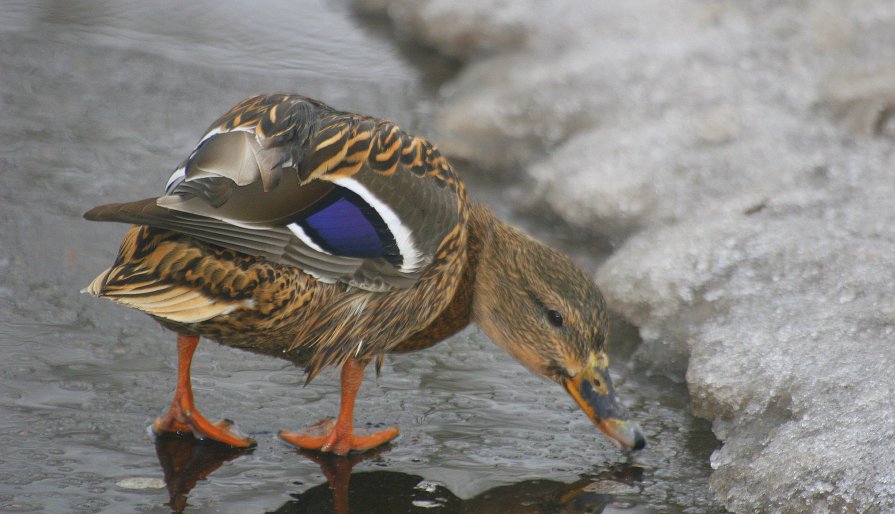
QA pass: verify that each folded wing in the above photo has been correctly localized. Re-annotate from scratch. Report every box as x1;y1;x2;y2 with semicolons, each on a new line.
85;94;462;292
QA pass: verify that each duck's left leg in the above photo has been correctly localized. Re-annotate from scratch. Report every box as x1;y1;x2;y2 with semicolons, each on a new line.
153;334;256;448
279;358;399;455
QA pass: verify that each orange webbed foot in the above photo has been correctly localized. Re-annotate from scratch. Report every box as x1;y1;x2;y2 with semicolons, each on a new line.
153;406;256;449
278;419;399;455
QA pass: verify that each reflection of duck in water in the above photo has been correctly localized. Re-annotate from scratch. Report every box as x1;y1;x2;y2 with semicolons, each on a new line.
154;436;247;514
275;451;644;513
274;466;643;514
152;437;642;514
85;94;645;454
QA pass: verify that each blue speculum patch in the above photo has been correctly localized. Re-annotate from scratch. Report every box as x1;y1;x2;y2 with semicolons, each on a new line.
295;187;399;263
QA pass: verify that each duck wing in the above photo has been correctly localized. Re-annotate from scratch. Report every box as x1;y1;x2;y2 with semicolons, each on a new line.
85;94;463;292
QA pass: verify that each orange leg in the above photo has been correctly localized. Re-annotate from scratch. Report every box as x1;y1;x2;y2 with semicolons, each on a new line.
152;334;256;448
278;358;399;455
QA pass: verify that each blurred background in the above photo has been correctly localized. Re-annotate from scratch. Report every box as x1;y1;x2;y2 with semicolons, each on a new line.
2;1;894;512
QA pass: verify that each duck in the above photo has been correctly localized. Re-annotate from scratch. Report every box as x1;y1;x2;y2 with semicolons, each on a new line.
84;93;645;455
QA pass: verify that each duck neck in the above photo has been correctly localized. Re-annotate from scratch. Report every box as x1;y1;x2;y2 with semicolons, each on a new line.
388;202;495;352
467;204;527;352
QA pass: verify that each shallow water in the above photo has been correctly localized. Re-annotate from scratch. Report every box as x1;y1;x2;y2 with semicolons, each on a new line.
0;2;722;512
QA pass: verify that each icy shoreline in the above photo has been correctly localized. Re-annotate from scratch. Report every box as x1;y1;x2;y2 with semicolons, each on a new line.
359;0;895;511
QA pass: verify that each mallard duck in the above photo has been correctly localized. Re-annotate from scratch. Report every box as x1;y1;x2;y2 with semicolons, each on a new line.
84;94;645;455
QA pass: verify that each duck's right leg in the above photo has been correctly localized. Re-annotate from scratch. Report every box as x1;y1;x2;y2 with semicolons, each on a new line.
278;358;399;455
153;334;256;448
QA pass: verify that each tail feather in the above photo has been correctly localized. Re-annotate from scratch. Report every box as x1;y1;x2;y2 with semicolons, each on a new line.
82;267;112;296
83;225;256;324
83;198;160;223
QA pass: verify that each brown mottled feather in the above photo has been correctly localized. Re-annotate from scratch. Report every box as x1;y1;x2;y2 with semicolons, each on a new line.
86;94;470;379
87;94;461;293
88;218;467;381
85;94;603;383
201;93;456;189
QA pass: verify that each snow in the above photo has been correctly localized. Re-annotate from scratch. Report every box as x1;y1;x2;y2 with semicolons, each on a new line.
358;0;895;511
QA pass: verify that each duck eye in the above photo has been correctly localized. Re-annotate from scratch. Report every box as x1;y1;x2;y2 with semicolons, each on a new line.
546;310;564;327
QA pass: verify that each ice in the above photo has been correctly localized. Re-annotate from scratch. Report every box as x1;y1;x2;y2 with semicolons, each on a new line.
361;0;895;510
598;189;895;510
355;0;536;59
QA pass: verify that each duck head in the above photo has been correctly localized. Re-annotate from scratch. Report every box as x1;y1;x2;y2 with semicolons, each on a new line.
470;214;645;450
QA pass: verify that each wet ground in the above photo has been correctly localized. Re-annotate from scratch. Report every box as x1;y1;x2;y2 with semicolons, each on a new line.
0;2;722;512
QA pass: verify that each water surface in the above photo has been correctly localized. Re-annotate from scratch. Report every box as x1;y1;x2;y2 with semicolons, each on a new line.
0;2;721;512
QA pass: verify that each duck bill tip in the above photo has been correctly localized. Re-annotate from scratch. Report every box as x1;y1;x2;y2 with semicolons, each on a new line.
563;370;646;451
597;418;646;451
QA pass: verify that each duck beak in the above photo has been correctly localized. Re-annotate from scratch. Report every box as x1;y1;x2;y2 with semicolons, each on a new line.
562;354;646;450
